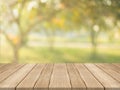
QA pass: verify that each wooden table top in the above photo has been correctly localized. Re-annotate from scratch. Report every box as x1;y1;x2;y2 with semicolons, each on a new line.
0;63;120;90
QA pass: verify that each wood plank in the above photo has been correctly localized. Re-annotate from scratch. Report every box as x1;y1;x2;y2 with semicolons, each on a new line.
0;64;36;90
0;63;119;90
0;64;25;82
0;64;15;74
96;64;120;82
17;64;45;90
75;64;104;90
97;63;120;70
0;64;6;72
113;64;120;70
34;64;54;90
98;63;120;74
49;64;71;90
0;64;5;68
85;64;120;90
67;64;86;90
113;64;120;66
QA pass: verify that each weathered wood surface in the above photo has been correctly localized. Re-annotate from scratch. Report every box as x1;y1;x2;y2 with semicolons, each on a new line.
0;63;119;90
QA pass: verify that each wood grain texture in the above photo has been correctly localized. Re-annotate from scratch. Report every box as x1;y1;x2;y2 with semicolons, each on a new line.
17;64;45;90
0;64;5;68
75;64;104;90
0;64;24;82
85;64;120;90
96;64;120;82
113;64;120;67
0;64;16;74
49;64;71;90
113;64;120;71
0;63;119;90
0;64;36;90
99;63;120;74
67;64;86;90
34;64;54;90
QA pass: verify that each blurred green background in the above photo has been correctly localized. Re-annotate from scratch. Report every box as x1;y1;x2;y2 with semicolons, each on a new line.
0;0;120;63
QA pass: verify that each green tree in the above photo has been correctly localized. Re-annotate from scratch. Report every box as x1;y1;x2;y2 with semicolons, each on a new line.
0;0;41;63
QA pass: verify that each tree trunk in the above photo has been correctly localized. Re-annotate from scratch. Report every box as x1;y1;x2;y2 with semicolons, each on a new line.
49;36;55;51
47;31;55;51
13;47;19;63
91;29;97;55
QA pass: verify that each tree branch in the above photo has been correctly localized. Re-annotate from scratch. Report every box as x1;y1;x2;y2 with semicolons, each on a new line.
2;31;15;47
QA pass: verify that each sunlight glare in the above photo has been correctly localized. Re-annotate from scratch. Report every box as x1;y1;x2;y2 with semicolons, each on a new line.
93;25;99;32
40;0;47;3
27;1;38;11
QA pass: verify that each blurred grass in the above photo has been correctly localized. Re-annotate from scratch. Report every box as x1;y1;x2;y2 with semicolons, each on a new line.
0;47;120;63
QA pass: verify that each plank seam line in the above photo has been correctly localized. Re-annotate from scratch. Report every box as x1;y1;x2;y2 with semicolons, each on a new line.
95;64;120;83
15;64;37;90
84;64;105;90
114;64;120;68
66;64;72;89
112;64;120;73
33;64;47;90
0;64;25;83
0;64;10;74
74;64;87;90
48;64;54;90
